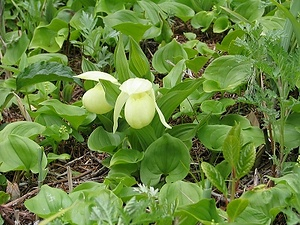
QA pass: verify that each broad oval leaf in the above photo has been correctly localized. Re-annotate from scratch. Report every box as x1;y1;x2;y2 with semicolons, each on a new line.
24;185;73;218
159;180;203;206
103;10;151;42
159;2;195;22
29;18;68;52
16;61;80;90
152;39;188;73
176;198;222;224
88;126;124;154
191;11;215;31
201;162;228;196
110;149;144;166
2;32;29;66
0;121;45;142
140;134;190;186
39;99;88;129
203;55;252;93
0;134;47;173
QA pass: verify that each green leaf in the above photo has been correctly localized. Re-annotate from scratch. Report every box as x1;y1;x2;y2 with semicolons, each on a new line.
138;0;166;25
0;191;10;205
30;18;68;52
222;124;241;168
0;134;47;173
114;34;132;83
2;32;29;65
198;124;231;151
151;78;203;136
176;198;222;224
152;39;188;73
203;55;252;92
90;189;123;224
88;126;124;154
201;162;228;196
0;121;45;142
237;183;292;224
24;185;73;218
234;0;264;22
163;59;186;89
127;125;158;151
140;134;190;186
100;79;121;107
213;15;230;33
159;181;203;206
216;29;245;52
27;53;68;65
103;10;151;42
159;2;195;22
186;56;209;73
39;99;87;129
236;143;256;179
129;37;152;80
16;61;80;90
110;149;144;166
200;98;235;115
227;198;249;222
191;11;215;31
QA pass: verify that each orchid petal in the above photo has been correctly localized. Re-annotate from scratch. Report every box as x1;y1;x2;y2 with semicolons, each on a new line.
113;91;129;133
151;90;172;129
120;78;152;95
75;71;119;84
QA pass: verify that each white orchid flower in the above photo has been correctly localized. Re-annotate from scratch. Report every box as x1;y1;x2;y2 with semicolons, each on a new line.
75;71;120;114
113;78;171;132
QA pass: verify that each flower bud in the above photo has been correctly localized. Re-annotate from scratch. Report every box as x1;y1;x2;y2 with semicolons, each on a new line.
82;84;113;114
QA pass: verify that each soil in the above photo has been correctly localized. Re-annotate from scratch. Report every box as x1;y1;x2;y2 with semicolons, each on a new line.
0;18;289;225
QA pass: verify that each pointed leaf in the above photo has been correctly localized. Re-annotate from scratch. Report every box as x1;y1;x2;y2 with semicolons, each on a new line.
201;162;227;196
222;124;241;168
129;37;152;80
236;143;256;179
16;61;80;90
115;34;132;82
227;198;249;222
163;59;186;88
151;78;203;136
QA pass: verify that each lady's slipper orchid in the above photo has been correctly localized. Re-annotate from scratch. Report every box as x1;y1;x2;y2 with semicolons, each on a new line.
113;78;171;132
75;71;120;114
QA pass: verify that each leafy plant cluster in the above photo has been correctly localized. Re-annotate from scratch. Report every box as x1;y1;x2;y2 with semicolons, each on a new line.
1;0;300;224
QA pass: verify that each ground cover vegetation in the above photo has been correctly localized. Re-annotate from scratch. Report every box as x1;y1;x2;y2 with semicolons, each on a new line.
0;0;300;224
